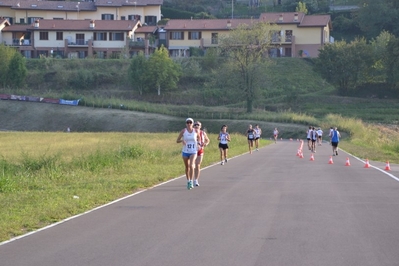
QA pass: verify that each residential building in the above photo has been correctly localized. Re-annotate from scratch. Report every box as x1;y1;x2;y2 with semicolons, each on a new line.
0;18;156;58
161;12;332;57
0;0;163;25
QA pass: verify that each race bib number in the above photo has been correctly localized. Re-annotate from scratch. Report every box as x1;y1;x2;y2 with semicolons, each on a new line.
185;143;197;153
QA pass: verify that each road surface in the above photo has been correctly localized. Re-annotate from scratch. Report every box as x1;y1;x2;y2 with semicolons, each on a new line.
1;140;399;266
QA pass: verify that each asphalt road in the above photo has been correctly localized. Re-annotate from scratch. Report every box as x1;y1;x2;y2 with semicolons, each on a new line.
1;140;399;266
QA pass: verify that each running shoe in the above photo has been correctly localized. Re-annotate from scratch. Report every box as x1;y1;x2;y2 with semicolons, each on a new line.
221;161;224;165
189;181;194;189
256;148;259;151
225;158;228;163
187;181;191;190
195;182;200;187
336;151;338;155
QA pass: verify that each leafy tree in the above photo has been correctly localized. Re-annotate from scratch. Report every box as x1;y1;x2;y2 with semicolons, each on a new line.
7;52;27;88
282;0;329;13
355;0;399;39
385;36;399;88
146;46;181;95
296;1;308;14
0;44;17;88
218;21;278;113
368;31;395;83
128;51;148;95
315;39;372;94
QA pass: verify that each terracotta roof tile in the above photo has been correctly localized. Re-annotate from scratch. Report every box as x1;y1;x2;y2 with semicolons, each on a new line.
8;1;96;11
0;0;163;9
93;0;163;7
163;19;259;31
300;15;331;27
135;25;157;33
2;19;140;31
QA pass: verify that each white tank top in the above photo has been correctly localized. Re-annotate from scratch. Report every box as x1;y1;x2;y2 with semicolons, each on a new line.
219;132;229;144
254;128;261;138
182;129;197;153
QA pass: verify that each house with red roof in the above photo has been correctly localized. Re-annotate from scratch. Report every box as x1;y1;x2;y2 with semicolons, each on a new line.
160;12;332;57
0;18;157;58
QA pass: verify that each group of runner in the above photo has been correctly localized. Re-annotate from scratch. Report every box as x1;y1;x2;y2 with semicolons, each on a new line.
306;126;341;156
176;118;231;190
176;119;283;189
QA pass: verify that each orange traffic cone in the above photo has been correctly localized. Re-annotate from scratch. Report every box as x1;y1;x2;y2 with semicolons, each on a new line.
296;149;301;156
345;158;351;166
364;159;370;168
299;152;304;159
385;161;391;171
310;153;315;161
328;156;334;164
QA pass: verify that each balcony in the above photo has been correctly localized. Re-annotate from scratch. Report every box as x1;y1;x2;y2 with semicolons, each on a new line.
11;39;31;46
129;40;145;48
272;36;293;44
129;38;158;48
68;39;88;46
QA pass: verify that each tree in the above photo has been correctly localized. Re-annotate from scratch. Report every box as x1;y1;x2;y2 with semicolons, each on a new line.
282;0;329;13
218;21;278;113
355;0;399;39
296;1;308;14
368;31;395;83
0;44;16;88
7;52;27;88
315;39;372;94
146;46;181;95
128;51;148;95
385;36;399;88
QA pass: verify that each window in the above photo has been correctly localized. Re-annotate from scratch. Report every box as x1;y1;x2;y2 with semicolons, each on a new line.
76;34;85;45
19;18;25;24
285;48;292;57
188;31;201;40
28;17;42;24
93;32;107;41
285;30;292;42
56;32;63;40
95;51;106;59
101;14;114;20
170;32;184;40
271;31;281;42
121;16;126;20
22;50;31;58
109;32;124;41
144;16;157;26
128;15;141;21
39;32;49;40
211;33;218;44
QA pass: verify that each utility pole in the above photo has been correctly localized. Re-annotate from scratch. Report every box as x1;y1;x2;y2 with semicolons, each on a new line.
231;0;234;19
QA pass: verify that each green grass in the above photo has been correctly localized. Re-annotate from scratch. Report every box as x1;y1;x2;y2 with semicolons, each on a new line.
0;132;271;242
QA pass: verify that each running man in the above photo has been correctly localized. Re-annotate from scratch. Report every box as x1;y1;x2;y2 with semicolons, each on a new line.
273;127;279;144
330;127;341;156
254;124;262;151
176;118;200;189
193;121;210;187
246;124;256;154
218;125;231;165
